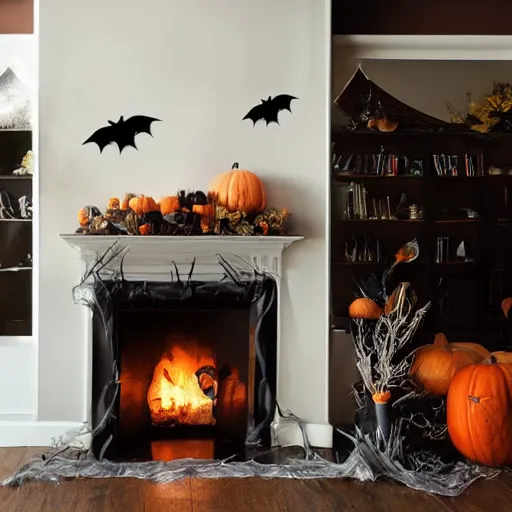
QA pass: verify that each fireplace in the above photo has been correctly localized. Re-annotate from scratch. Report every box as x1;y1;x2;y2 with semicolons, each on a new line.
62;235;302;462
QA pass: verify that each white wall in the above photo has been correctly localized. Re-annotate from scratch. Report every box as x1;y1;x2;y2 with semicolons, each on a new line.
36;0;332;442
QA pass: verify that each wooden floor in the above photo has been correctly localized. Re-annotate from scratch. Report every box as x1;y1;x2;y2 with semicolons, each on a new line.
1;448;512;511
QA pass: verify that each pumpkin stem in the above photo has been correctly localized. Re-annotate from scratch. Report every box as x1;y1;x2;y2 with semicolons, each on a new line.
232;162;239;170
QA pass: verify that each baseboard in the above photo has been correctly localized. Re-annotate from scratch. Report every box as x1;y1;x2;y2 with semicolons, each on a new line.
273;419;333;449
0;421;85;447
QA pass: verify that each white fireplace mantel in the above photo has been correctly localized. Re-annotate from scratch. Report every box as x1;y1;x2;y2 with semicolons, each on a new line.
60;235;303;281
59;233;315;450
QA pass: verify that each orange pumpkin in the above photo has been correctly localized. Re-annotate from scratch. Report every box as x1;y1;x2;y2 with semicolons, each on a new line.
447;354;512;466
160;196;180;216
108;197;120;210
348;298;382;320
209;162;266;213
121;193;136;210
410;333;490;396
129;195;159;215
139;223;152;235
502;297;512;318
192;204;215;217
78;208;90;227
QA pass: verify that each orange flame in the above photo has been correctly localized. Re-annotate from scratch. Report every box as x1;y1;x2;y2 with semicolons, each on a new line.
147;344;216;426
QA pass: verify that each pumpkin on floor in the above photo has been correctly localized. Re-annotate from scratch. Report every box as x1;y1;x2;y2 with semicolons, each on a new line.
447;353;512;466
209;162;267;213
410;333;490;396
129;195;159;215
348;297;382;320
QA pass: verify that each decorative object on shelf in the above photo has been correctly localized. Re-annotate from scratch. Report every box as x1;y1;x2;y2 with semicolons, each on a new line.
502;297;512;319
447;352;512;466
12;150;34;176
209;163;267;213
488;165;503;175
447;82;512;133
367;117;398;132
0;190;15;219
75;182;287;237
410;333;490;396
344;236;382;263
82;115;161;153
18;195;32;219
435;237;450;264
0;65;32;129
335;65;461;133
242;94;297;127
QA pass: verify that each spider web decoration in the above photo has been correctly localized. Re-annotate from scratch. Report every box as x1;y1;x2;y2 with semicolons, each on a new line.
0;244;499;495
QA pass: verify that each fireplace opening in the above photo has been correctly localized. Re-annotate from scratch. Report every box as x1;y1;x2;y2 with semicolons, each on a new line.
116;307;250;461
88;273;278;463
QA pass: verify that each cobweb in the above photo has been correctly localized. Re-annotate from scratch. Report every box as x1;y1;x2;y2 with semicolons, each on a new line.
0;243;498;496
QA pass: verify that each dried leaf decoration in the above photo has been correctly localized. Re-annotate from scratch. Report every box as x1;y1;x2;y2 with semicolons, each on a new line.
447;82;512;133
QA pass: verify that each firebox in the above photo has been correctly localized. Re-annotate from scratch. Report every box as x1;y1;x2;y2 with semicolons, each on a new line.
89;273;278;462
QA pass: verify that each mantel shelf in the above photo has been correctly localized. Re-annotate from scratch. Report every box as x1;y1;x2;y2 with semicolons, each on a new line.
333;35;512;60
60;235;304;280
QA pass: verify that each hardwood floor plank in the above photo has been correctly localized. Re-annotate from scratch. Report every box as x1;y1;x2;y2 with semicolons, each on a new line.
191;478;289;512
317;478;452;512
141;478;193;512
439;478;512;512
0;448;28;479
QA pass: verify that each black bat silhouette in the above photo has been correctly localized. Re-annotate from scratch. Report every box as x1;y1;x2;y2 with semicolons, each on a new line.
243;94;297;126
83;115;161;153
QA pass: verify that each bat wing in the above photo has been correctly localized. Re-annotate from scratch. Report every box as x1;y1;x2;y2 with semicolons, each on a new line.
124;116;161;137
83;126;116;153
242;104;268;126
271;94;298;114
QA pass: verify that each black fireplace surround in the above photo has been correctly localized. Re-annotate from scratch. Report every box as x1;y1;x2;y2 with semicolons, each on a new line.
79;248;278;462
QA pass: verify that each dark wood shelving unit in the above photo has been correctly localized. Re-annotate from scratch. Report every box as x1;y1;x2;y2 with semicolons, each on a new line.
330;128;512;349
0;129;33;336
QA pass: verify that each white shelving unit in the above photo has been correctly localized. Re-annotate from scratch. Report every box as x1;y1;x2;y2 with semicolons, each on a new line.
0;6;38;426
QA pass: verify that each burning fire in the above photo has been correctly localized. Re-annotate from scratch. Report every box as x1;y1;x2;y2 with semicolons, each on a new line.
147;344;217;426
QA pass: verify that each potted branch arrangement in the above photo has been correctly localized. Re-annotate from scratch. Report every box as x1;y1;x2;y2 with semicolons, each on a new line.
348;239;431;443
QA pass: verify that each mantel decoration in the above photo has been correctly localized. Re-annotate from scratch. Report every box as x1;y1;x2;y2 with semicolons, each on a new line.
75;162;289;236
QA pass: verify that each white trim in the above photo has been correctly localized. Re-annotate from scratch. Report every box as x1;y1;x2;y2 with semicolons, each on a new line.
274;420;333;449
333;35;512;61
0;421;84;447
32;0;40;424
